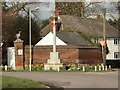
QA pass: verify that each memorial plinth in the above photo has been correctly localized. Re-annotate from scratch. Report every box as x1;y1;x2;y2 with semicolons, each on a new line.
44;52;63;70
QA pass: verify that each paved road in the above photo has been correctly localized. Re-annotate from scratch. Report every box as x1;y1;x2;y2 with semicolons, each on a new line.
1;71;119;88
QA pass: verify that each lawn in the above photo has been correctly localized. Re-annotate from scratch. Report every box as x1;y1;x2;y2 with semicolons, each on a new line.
2;76;47;88
0;76;2;88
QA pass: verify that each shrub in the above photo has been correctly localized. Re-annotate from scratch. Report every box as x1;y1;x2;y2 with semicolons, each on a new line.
31;66;43;71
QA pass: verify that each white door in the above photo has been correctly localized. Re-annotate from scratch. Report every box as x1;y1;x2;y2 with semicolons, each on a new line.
7;47;15;70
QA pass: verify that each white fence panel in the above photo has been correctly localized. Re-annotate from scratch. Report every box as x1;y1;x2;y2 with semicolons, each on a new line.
7;47;15;70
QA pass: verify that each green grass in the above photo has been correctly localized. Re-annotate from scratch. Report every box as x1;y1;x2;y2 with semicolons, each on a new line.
0;76;2;88
2;76;47;88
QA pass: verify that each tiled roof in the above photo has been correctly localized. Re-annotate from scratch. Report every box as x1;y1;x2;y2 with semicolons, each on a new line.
60;15;118;38
57;32;91;45
40;15;119;38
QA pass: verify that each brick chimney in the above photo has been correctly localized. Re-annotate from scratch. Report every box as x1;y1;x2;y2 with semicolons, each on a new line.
50;10;61;32
54;10;60;17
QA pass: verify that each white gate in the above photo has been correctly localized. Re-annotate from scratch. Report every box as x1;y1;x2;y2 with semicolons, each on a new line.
7;47;15;70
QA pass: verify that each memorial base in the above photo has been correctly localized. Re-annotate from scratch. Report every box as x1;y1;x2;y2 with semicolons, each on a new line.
44;52;63;70
44;63;63;70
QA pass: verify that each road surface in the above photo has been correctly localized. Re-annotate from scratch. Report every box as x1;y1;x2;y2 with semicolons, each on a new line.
1;71;119;88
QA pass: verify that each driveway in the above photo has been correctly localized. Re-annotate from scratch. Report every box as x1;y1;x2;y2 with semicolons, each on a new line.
1;71;119;88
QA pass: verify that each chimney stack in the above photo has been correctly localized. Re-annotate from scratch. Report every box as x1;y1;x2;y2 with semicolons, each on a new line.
50;10;61;32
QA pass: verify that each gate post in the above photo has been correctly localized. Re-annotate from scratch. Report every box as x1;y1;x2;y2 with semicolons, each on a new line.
14;39;24;70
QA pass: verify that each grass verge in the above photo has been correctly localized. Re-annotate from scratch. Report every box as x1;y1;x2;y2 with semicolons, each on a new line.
2;76;47;88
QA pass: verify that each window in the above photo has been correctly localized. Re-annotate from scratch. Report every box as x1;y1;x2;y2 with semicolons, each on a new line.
114;52;120;59
114;38;120;45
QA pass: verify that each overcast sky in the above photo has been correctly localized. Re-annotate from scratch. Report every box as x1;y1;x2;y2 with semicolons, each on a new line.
24;2;55;19
4;0;119;20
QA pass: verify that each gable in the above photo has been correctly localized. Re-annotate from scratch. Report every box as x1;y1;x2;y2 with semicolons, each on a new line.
35;32;67;46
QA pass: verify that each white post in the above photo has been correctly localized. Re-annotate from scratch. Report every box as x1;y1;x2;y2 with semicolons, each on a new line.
102;66;104;71
5;65;7;71
109;65;111;70
57;67;60;72
29;9;32;71
105;66;107;71
83;66;85;72
99;66;101;71
95;66;97;72
12;66;16;70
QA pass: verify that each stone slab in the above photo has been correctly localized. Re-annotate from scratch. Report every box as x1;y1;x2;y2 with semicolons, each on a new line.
44;63;63;70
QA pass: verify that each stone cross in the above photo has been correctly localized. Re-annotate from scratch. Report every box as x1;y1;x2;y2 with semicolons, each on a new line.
52;15;56;53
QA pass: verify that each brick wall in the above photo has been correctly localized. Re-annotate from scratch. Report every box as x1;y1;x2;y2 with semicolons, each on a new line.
79;48;102;64
23;45;102;65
